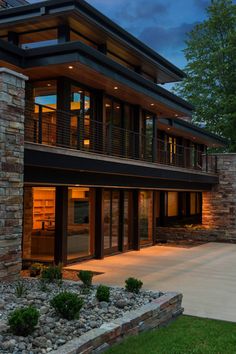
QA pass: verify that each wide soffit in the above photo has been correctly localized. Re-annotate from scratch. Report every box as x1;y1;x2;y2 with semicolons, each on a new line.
0;38;193;118
0;0;185;83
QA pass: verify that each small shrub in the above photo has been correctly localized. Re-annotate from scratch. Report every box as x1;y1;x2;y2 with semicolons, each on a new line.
41;264;62;282
30;263;46;277
15;281;27;298
96;285;110;302
78;270;93;287
8;306;39;336
50;291;83;320
125;277;143;293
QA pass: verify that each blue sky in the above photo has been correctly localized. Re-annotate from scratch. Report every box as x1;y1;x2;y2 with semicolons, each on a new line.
86;0;212;69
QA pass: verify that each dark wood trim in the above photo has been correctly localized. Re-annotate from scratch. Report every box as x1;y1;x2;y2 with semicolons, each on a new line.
24;148;219;186
55;186;68;265
118;190;124;252
94;188;104;259
132;190;140;251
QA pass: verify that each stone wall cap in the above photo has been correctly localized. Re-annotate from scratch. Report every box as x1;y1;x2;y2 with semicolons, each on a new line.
0;67;28;81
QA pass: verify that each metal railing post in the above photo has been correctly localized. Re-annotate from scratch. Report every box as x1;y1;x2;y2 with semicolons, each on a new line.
38;104;42;144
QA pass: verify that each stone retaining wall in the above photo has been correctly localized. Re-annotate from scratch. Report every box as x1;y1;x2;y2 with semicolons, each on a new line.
157;227;227;243
0;68;27;281
202;154;236;243
50;292;183;354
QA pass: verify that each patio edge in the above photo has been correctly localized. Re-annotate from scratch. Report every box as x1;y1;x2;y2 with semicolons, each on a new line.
50;291;183;354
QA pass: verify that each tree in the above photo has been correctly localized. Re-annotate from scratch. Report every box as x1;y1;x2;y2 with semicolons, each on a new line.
174;0;236;151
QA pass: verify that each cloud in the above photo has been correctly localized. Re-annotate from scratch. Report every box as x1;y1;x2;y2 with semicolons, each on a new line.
115;0;169;22
139;22;196;53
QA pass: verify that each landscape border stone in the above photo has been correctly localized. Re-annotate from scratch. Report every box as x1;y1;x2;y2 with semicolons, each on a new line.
50;291;183;354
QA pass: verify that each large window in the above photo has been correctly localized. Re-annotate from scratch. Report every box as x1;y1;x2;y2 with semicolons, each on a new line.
142;112;154;161
23;187;56;261
70;86;91;150
103;190;120;254
167;192;178;217
139;191;153;244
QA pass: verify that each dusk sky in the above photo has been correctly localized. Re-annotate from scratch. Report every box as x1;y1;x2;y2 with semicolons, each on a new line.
86;0;212;69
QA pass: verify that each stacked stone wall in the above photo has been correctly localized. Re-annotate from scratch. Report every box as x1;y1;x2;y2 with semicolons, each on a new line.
0;68;27;281
202;154;236;242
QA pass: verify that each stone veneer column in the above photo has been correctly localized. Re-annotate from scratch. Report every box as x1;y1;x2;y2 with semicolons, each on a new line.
0;68;28;281
202;154;236;242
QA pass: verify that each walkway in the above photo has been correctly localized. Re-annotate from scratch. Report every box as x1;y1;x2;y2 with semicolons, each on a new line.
66;243;236;322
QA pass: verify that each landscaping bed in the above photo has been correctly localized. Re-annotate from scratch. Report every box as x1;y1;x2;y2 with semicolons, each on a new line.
0;278;164;354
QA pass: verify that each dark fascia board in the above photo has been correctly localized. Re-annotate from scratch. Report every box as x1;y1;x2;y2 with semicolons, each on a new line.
0;0;186;81
24;147;219;186
24;165;214;191
23;41;194;114
159;118;228;147
0;37;23;65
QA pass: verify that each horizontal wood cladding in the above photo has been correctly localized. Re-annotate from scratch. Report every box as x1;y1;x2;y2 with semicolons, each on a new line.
24;148;218;189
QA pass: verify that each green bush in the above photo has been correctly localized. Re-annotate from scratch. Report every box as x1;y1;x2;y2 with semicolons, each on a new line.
96;285;110;302
41;264;62;282
78;270;93;287
50;291;83;320
8;306;39;336
125;277;143;293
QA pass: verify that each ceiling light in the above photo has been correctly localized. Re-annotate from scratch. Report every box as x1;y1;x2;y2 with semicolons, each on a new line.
150;103;154;106
105;104;111;108
68;65;74;70
47;83;51;87
114;86;118;90
116;106;120;109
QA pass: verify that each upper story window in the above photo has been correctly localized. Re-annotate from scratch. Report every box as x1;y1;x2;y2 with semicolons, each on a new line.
19;28;58;49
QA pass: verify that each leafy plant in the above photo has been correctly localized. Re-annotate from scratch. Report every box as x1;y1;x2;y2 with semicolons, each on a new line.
8;306;39;336
15;281;27;298
50;291;83;320
41;264;62;283
125;277;143;293
30;263;46;277
78;270;93;287
96;285;110;302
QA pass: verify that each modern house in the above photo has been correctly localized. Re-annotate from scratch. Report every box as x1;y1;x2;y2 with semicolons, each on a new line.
0;0;227;279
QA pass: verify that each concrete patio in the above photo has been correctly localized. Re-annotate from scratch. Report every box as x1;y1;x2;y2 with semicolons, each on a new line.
66;242;236;323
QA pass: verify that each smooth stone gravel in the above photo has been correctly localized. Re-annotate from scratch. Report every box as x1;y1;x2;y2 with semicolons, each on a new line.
0;279;162;354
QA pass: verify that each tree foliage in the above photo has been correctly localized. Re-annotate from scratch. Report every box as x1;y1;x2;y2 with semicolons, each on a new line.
175;0;236;151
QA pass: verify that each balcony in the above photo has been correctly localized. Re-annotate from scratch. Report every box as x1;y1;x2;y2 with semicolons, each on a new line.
24;103;217;174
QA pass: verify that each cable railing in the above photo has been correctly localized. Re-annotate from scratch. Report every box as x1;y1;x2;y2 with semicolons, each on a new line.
24;103;217;173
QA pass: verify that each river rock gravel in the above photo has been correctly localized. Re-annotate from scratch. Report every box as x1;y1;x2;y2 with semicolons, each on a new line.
0;279;162;354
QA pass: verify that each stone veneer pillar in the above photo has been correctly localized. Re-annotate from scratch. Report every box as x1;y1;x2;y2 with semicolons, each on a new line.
0;68;28;281
202;154;236;242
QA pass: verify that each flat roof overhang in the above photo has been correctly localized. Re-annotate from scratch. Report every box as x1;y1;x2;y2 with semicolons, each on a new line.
0;39;193;117
158;118;228;148
0;0;185;83
24;143;219;191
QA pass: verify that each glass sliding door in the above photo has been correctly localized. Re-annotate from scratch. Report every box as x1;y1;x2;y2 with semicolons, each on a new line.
139;191;153;245
103;190;120;255
67;187;91;260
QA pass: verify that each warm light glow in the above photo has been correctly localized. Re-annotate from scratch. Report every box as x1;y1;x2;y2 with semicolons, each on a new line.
116;106;120;109
114;86;118;90
150;103;154;106
68;65;74;69
47;83;51;87
167;127;171;131
105;104;111;108
84;139;90;146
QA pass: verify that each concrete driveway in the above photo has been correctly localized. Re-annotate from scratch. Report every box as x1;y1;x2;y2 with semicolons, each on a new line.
66;242;236;322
